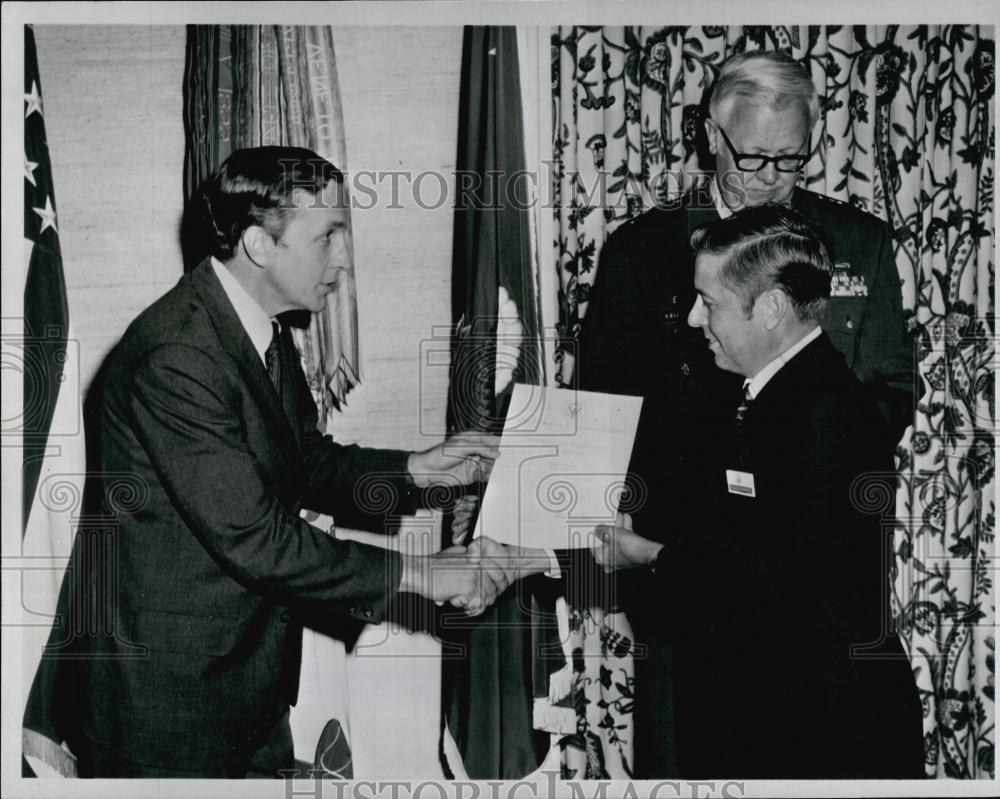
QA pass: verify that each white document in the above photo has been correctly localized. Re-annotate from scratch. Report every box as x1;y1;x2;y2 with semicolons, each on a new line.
472;383;643;550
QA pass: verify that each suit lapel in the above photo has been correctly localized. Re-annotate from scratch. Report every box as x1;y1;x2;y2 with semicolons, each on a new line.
188;259;304;468
745;334;843;422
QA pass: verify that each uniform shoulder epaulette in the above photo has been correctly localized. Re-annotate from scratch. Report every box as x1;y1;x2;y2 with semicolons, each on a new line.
824;195;850;207
814;192;874;220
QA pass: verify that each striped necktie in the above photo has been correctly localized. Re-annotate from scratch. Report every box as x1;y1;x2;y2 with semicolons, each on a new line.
265;321;282;394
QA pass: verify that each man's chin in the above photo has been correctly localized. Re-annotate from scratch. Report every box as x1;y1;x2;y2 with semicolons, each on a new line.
713;352;739;374
746;190;794;207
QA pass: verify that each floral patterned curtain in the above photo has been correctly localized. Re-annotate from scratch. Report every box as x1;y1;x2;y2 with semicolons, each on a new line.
184;25;361;419
552;25;994;779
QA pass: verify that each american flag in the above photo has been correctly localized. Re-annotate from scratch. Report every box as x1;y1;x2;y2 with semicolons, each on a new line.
20;23;83;778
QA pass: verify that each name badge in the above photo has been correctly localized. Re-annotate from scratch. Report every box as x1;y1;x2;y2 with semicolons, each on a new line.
726;469;756;497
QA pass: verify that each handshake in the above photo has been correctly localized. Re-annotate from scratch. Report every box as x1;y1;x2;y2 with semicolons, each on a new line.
396;499;666;614
398;535;553;616
401;439;556;615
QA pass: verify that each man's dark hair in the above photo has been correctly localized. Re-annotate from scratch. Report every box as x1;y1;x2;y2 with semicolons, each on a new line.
199;146;344;261
690;204;832;321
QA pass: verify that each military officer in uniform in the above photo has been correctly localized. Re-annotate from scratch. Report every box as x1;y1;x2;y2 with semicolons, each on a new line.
579;49;913;442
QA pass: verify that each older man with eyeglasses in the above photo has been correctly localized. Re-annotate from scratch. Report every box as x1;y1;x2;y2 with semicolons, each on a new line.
580;49;913;443
575;50;916;778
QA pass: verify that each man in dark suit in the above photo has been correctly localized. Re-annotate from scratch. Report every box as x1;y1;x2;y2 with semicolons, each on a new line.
65;147;509;778
576;50;916;775
589;205;925;777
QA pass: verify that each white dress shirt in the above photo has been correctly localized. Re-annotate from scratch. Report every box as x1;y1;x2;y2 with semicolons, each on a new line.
710;177;733;219
211;256;278;365
744;325;823;400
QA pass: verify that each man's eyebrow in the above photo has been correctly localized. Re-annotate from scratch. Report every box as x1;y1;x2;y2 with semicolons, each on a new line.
743;143;807;155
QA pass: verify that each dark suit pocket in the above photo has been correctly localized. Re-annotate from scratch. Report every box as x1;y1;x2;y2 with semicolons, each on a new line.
126;606;241;657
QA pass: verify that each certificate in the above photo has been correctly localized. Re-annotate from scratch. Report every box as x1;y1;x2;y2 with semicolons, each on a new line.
472;383;643;550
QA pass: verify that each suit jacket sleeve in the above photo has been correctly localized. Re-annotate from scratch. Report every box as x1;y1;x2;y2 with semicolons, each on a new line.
547;546;651;612
289;337;418;528
576;227;637;393
857;222;915;442
127;342;403;614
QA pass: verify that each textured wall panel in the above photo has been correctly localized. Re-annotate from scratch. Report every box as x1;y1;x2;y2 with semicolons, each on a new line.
34;25;187;393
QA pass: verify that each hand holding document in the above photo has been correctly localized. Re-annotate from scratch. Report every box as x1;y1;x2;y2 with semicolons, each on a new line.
472;384;642;550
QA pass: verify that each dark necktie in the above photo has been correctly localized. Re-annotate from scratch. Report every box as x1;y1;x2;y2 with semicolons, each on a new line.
265;322;300;440
265;321;282;394
735;383;753;468
735;383;753;424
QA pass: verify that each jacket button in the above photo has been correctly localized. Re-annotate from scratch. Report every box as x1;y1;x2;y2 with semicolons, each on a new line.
280;610;291;623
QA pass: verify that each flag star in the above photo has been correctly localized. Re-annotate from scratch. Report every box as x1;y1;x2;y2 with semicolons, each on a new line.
33;196;57;235
25;155;39;186
24;81;44;119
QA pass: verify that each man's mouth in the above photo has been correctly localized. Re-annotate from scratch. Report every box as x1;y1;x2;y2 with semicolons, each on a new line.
748;187;789;202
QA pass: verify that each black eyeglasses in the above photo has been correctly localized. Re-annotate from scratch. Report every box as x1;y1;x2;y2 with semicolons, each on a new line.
715;123;810;173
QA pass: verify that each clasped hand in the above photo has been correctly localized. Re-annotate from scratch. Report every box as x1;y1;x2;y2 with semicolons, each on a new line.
403;537;550;616
407;431;500;488
425;538;520;615
401;537;516;616
446;537;524;615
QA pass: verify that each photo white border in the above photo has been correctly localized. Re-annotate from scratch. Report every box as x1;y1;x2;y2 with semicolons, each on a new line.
2;2;997;798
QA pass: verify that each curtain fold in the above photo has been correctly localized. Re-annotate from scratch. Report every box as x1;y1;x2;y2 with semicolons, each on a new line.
443;26;555;780
552;24;994;779
183;25;360;419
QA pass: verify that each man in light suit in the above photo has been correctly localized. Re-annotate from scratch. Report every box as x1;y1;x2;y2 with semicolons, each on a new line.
64;147;508;777
589;205;925;777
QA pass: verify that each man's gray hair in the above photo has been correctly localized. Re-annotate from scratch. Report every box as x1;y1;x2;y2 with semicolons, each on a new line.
709;50;820;129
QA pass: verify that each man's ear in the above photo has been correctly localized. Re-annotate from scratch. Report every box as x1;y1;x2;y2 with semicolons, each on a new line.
758;289;789;331
241;225;274;268
704;117;719;156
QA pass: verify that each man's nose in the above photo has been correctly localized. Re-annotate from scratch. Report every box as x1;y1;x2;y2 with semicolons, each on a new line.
756;160;779;184
687;297;705;327
331;231;353;271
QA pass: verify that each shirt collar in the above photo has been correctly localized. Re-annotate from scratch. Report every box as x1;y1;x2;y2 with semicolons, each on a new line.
744;325;823;400
710;178;733;219
211;257;276;365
